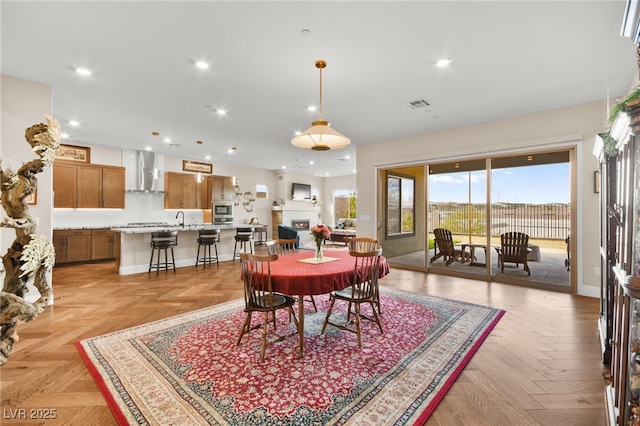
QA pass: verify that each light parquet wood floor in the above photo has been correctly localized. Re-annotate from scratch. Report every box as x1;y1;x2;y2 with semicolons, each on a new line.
0;258;608;425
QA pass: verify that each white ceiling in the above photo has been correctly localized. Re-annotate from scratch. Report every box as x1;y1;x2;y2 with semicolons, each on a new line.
2;1;637;177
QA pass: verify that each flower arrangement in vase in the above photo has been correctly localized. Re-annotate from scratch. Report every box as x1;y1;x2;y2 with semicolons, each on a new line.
310;224;331;260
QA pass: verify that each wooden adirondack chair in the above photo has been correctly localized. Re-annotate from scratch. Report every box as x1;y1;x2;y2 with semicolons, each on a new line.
430;228;467;265
497;232;531;275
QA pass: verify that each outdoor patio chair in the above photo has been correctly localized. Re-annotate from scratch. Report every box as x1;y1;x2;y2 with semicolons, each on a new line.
497;232;531;276
430;228;468;265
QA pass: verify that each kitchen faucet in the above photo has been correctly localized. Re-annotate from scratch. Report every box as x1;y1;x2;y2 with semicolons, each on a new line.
176;211;185;227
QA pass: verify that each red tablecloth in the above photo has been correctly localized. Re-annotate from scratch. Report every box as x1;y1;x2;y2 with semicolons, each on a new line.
268;250;389;296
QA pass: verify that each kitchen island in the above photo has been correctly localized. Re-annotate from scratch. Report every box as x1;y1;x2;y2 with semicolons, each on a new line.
111;224;257;275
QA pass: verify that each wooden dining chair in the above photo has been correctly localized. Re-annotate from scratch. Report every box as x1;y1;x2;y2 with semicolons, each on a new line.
237;253;299;362
321;249;383;347
266;238;317;313
345;237;382;315
345;237;379;252
266;238;299;256
497;232;531;276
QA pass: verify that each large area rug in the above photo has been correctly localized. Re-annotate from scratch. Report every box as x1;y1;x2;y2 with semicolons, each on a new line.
76;287;504;425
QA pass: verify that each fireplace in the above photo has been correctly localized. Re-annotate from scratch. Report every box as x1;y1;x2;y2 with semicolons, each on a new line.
291;219;310;231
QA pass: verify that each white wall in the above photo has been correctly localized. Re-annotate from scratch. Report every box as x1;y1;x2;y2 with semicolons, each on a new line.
1;75;53;302
356;100;606;297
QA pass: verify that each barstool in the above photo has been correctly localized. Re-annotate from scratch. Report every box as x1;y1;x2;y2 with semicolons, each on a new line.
149;231;178;273
196;229;220;267
233;227;253;261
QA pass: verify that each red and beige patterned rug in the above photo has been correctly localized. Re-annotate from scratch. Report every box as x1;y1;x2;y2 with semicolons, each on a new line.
76;287;504;425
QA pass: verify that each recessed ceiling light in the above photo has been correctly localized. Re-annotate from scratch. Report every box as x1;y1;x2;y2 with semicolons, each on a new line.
435;58;451;68
294;131;301;136
68;120;80;127
163;138;171;143
344;154;351;159
227;147;237;153
196;140;203;145
204;155;211;160
144;146;152;151
307;106;317;112
75;67;92;76
152;131;160;137
309;161;314;165
61;133;69;139
281;165;286;169
195;61;209;69
216;109;227;116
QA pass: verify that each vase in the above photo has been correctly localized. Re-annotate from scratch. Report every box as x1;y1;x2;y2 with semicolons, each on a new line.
315;239;324;260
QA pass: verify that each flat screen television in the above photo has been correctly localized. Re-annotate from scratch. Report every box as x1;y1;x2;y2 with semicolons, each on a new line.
291;182;311;200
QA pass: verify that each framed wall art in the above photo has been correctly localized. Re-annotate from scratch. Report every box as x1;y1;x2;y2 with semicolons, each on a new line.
56;144;91;163
182;160;212;174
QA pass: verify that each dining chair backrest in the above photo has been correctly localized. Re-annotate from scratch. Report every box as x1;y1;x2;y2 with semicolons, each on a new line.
239;253;278;309
349;249;382;300
346;237;379;252
266;238;299;256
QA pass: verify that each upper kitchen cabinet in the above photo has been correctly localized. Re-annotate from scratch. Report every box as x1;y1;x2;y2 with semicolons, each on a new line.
211;176;234;201
164;172;204;209
53;163;125;208
52;163;77;208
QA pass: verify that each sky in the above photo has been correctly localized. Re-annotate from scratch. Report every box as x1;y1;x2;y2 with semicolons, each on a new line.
429;163;570;204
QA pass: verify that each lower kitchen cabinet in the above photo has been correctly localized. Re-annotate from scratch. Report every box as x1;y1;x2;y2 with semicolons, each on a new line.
53;228;117;265
53;229;92;264
91;229;117;260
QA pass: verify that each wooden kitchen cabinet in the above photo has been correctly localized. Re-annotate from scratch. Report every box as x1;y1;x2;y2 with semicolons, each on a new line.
164;172;203;209
52;163;77;208
53;229;92;264
53;163;125;208
53;228;117;265
91;229;117;260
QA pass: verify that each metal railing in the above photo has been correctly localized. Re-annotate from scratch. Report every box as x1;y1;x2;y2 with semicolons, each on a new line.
428;203;570;240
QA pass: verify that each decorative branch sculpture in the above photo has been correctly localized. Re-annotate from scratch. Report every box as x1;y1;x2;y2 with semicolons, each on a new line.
0;116;60;366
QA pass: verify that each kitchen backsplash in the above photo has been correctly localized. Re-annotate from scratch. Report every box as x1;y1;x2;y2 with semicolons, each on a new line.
53;193;205;229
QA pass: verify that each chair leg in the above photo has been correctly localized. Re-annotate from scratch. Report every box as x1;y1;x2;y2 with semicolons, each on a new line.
196;243;202;267
321;297;337;334
260;312;269;362
170;247;175;272
214;244;219;265
148;247;155;273
237;312;253;346
354;303;362;347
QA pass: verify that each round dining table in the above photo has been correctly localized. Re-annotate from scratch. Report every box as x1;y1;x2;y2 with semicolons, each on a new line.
267;249;389;358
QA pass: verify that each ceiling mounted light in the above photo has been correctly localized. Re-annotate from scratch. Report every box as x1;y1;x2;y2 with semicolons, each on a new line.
291;60;350;151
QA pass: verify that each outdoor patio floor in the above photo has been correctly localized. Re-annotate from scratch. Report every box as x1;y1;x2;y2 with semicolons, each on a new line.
388;247;571;287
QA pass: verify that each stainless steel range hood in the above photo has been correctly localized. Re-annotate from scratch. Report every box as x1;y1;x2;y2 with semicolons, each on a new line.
123;150;164;193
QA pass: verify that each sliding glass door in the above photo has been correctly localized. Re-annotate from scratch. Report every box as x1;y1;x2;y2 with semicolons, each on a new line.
379;149;573;290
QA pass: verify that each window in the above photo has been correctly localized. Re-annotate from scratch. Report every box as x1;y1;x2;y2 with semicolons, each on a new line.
255;184;268;199
386;174;414;237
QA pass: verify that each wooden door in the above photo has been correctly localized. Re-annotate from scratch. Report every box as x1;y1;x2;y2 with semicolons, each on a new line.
53;163;77;208
102;167;125;208
77;165;102;208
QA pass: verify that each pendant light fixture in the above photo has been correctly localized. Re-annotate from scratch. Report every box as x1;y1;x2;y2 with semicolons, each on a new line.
291;60;350;151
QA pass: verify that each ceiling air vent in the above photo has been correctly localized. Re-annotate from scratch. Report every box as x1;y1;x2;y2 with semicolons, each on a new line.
407;99;430;109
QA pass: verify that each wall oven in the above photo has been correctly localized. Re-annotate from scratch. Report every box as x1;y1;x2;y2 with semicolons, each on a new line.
213;201;234;225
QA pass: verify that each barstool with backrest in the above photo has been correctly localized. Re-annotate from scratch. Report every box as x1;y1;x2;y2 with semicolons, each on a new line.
196;228;220;267
149;230;178;273
233;227;254;261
